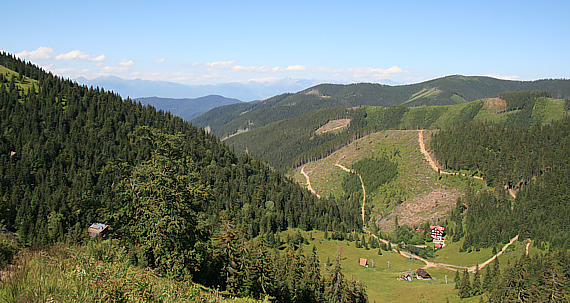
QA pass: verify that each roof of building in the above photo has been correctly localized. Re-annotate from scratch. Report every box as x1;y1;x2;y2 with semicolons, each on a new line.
430;225;445;233
89;223;108;232
359;258;368;266
416;268;431;278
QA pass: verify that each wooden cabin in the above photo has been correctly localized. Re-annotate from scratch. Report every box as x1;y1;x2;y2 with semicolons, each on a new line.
88;223;109;238
416;268;432;280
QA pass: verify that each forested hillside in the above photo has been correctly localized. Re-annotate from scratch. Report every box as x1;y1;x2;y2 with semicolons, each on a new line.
194;75;570;139
431;106;570;251
0;52;367;300
226;94;568;170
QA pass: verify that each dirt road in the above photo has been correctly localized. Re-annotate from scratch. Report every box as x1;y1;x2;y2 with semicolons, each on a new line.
418;130;483;180
370;231;519;272
301;165;321;199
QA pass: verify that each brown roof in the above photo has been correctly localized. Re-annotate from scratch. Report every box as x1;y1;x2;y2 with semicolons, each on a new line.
416;268;431;278
359;258;368;266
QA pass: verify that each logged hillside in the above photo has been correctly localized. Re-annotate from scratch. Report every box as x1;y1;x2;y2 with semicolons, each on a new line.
194;75;570;138
290;130;487;232
226;95;568;170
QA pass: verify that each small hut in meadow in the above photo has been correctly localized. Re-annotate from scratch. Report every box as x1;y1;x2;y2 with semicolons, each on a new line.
416;268;432;280
359;258;368;267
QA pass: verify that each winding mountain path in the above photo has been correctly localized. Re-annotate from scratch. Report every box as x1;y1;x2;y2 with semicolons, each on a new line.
370;232;519;272
301;165;321;199
418;130;483;180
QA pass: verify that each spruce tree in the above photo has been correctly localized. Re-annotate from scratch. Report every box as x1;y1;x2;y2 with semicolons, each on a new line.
454;270;461;289
326;254;345;302
472;264;482;296
305;245;325;302
459;269;472;298
482;265;492;292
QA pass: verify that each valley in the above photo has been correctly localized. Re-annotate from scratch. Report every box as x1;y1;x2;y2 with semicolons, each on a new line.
1;51;569;302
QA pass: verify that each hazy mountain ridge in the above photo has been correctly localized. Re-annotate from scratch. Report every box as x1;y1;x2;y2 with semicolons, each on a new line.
136;95;243;121
194;75;570;138
75;76;324;101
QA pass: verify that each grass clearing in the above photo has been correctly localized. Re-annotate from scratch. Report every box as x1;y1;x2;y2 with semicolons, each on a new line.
290;130;487;231
286;229;494;302
0;65;39;94
280;229;533;302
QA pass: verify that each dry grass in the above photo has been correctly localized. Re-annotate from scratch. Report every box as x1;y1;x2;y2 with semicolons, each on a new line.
315;118;351;135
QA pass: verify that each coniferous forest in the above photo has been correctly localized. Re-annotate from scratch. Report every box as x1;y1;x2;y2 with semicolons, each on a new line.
431;114;570;251
1;50;570;302
0;52;367;301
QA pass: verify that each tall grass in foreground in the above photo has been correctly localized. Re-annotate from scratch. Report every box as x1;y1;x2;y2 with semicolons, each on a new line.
0;240;258;303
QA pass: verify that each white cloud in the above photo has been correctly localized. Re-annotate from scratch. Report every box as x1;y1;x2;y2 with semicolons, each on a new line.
233;65;282;73
309;65;404;82
286;65;307;71
119;59;134;66
55;50;106;62
206;60;235;69
156;58;166;64
243;77;277;83
16;46;54;60
345;65;404;80
485;74;520;81
100;66;128;73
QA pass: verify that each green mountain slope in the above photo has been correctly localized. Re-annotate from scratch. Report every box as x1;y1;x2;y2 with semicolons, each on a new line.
0;52;363;288
225;95;568;169
193;75;570;138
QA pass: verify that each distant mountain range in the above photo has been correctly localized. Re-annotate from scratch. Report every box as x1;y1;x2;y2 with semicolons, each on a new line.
193;75;570;138
136;95;242;121
75;76;329;101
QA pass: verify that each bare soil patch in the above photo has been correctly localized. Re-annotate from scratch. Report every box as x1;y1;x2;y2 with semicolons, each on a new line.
482;97;507;112
376;187;461;231
315;118;351;135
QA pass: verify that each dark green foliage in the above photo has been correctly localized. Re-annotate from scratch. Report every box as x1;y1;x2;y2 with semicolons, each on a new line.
195;76;570;139
454;270;461;289
490;251;570;302
0;233;18;267
460;191;513;251
499;90;551;112
459;269;472;298
0;52;362;246
210;226;365;302
432;118;570;250
347;156;398;194
324;254;366;302
0;50;366;299
472;265;482;296
110;128;210;279
224;106;377;169
365;105;408;130
482;266;493;292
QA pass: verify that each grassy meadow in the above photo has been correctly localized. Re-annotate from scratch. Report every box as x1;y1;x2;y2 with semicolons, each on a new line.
282;229;531;302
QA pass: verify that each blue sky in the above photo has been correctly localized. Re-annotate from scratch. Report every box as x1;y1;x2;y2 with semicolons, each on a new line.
4;0;569;85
